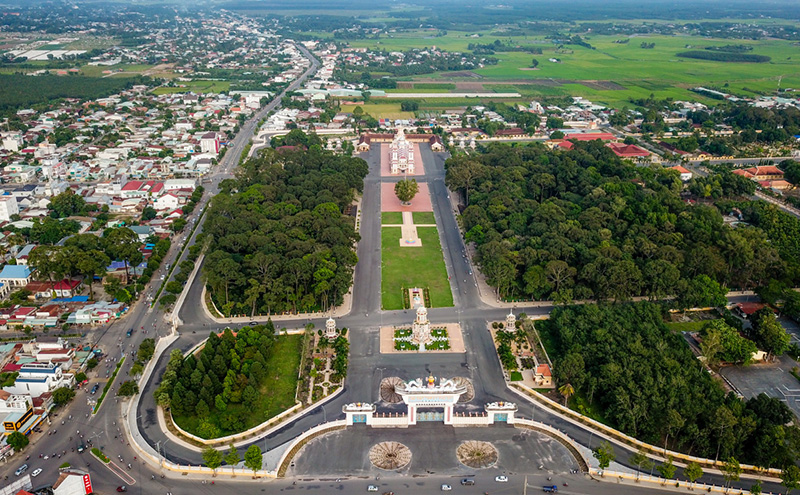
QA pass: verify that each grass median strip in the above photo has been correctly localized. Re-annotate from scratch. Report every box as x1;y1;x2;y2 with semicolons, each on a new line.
91;447;110;463
93;357;124;414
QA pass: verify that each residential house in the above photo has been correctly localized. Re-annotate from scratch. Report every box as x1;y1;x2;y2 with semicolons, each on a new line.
0;265;32;288
534;364;552;387
670;165;693;182
153;192;183;211
0;197;19;223
3;362;74;398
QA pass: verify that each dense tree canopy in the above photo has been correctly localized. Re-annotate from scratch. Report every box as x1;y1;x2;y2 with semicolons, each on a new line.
204;144;368;316
447;141;790;302
548;303;800;468
155;324;280;438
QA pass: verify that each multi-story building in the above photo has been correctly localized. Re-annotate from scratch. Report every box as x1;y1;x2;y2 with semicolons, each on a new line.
0;196;19;222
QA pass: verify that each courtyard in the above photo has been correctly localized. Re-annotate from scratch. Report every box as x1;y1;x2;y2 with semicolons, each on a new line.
285;423;580;477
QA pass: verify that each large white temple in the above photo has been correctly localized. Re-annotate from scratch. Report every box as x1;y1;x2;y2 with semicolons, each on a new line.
389;128;415;174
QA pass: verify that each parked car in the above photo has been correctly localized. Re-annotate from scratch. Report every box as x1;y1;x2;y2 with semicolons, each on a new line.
441;484;452;491
495;476;508;483
461;479;475;486
31;468;42;477
15;464;28;476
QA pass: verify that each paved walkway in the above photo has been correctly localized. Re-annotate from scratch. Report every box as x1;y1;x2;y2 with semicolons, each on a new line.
399;211;422;247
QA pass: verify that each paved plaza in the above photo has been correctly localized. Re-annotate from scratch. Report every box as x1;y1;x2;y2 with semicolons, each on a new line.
381;181;432;212
286;423;580;477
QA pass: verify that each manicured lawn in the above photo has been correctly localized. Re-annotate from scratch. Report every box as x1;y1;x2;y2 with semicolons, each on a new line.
381;211;403;225
340;102;415;119
152;80;230;95
664;319;719;332
172;334;302;438
381;226;453;310
412;211;435;224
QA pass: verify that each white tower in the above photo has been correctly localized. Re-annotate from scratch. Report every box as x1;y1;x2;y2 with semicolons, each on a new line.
325;316;337;339
412;305;432;350
506;311;516;332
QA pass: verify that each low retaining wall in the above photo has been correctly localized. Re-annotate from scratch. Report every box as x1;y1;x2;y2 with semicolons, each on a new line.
169;402;303;447
275;420;348;477
593;469;756;495
510;383;782;481
168;384;344;449
514;419;589;472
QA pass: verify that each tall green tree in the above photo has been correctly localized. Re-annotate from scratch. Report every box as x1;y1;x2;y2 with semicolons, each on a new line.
749;308;790;359
224;444;240;467
104;227;142;281
721;457;741;491
28;245;67;295
783;466;800;495
593;441;615;471
48;189;86;218
202;446;223;475
683;462;703;489
7;431;28;452
656;457;676;485
69;247;109;300
394;178;419;204
243;445;262;476
444;155;483;205
629;449;652;480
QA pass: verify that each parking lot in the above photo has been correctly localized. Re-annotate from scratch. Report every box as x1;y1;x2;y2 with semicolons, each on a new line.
719;317;800;417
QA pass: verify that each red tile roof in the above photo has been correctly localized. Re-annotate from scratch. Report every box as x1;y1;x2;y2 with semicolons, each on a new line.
121;180;144;191
736;302;766;315
608;142;650;157
565;132;615;141
53;279;80;290
536;364;552;377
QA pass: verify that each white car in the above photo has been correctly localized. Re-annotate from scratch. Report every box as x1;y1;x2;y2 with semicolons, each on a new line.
367;486;379;492
31;468;42;477
495;476;508;483
441;485;452;491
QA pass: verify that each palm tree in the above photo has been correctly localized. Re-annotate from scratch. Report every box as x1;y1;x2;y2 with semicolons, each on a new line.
558;383;574;407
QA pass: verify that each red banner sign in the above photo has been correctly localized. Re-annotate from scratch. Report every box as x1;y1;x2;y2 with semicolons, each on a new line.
83;473;92;494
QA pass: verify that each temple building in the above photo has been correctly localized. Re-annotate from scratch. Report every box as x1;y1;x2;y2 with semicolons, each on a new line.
389;128;415;174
